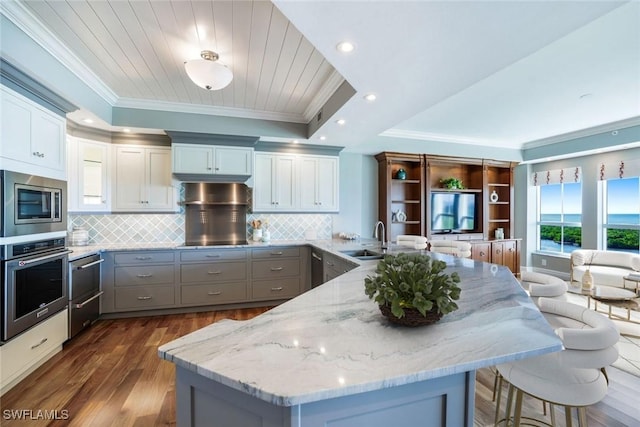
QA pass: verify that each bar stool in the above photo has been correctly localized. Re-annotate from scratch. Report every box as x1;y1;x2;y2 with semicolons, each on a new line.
520;271;568;306
494;298;619;427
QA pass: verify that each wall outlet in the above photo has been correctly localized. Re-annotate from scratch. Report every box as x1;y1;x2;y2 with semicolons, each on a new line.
541;259;547;267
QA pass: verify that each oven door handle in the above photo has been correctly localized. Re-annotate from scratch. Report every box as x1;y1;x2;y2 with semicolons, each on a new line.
75;291;104;309
18;250;73;265
77;259;104;270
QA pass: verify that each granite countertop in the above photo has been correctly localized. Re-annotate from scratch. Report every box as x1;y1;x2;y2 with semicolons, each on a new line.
158;248;562;407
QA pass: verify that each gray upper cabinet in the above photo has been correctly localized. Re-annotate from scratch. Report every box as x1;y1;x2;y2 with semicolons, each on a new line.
172;143;253;176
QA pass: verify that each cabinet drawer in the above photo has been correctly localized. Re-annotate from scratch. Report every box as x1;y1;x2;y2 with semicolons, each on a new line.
115;265;175;286
180;262;247;283
180;249;247;262
471;243;491;263
252;259;300;279
252;247;300;259
252;278;300;300
114;251;175;265
181;283;247;305
1;309;68;389
114;286;175;309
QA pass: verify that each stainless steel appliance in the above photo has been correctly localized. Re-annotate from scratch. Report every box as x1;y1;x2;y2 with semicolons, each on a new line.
68;253;103;339
1;237;71;342
311;250;323;288
182;183;248;246
1;170;66;237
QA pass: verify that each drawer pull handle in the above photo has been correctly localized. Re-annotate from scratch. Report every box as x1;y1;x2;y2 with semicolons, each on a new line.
31;338;48;349
207;291;222;296
137;296;152;300
271;287;283;291
270;251;283;256
137;274;153;278
135;256;152;260
270;267;284;271
208;270;222;275
480;251;486;256
206;254;221;258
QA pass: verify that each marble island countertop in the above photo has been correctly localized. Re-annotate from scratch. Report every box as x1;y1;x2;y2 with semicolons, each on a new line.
158;249;562;407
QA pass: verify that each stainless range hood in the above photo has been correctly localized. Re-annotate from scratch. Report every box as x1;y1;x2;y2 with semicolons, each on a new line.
182;183;248;246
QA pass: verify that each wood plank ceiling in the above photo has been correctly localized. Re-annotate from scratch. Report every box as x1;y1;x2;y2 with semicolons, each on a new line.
19;0;339;123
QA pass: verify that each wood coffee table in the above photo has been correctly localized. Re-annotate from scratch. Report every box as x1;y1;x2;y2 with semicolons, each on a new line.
583;285;639;323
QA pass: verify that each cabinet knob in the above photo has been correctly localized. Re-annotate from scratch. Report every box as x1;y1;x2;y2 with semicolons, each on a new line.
207;167;212;170
215;167;219;171
496;249;502;254
480;251;486;256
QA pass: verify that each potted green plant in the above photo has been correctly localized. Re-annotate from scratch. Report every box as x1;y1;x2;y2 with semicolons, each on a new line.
364;253;461;326
440;177;465;189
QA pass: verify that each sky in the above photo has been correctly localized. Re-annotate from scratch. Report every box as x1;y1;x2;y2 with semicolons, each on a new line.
540;177;640;215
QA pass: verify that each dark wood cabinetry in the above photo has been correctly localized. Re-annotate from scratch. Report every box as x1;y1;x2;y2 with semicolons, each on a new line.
375;152;425;243
377;152;520;275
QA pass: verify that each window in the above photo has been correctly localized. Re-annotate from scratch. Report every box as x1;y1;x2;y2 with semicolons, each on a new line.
603;177;640;253
538;182;582;254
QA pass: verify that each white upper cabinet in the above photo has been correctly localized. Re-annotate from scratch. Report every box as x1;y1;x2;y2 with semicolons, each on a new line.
113;145;176;212
172;143;253;176
67;136;111;212
299;155;339;212
253;153;297;211
0;86;66;179
253;152;339;212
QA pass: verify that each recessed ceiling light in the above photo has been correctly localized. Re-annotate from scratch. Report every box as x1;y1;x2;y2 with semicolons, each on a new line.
319;136;327;141
336;119;346;126
336;41;355;53
123;128;131;133
82;118;94;124
292;139;299;144
364;93;377;102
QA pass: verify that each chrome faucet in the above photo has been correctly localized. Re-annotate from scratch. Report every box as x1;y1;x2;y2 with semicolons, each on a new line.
373;220;388;250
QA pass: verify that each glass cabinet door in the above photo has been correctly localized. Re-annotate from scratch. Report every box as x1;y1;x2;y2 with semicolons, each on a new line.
68;137;110;212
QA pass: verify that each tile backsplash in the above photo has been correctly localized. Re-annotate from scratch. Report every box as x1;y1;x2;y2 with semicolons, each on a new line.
69;213;334;244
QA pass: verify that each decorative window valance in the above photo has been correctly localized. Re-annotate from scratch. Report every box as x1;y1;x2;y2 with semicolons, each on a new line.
531;167;582;186
598;159;640;180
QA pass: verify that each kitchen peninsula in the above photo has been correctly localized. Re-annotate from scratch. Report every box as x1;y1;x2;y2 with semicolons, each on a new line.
159;248;562;427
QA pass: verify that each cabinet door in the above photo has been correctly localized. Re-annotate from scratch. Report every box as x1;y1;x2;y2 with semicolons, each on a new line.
31;109;65;170
471;242;491;263
77;140;110;211
501;240;518;273
491;241;505;267
299;156;338;211
253;154;276;211
114;146;146;210
214;147;253;175
146;148;174;210
253;153;296;211
172;144;213;174
274;155;297;210
0;89;33;162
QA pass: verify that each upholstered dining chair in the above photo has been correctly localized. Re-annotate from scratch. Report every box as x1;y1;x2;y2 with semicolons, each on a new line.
519;271;568;306
428;240;472;258
494;297;619;427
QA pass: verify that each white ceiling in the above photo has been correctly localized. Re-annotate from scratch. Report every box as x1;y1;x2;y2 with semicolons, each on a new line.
3;0;640;156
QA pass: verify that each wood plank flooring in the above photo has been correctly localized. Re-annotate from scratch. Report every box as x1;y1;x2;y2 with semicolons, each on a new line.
2;308;639;427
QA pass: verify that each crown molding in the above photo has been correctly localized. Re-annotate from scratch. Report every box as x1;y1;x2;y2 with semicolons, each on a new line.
380;128;508;147
302;70;345;123
522;116;640;150
115;97;306;124
1;1;118;105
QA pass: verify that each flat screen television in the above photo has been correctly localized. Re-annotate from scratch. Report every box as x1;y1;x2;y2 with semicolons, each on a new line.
430;192;476;232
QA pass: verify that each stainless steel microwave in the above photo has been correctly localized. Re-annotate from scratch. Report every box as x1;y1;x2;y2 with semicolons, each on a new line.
1;170;67;237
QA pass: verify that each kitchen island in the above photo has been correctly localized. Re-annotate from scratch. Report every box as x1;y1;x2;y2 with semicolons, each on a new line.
159;249;562;427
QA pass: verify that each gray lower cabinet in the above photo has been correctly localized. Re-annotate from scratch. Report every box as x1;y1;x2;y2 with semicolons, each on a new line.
102;246;312;314
179;249;249;306
322;252;356;283
102;250;178;313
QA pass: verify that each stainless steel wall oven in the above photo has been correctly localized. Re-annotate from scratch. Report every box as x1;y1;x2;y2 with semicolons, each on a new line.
1;170;67;237
1;237;71;342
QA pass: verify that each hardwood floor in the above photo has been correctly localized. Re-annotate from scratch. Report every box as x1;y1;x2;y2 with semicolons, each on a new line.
2;308;639;427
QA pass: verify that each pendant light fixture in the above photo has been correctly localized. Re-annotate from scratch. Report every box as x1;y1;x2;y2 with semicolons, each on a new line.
184;50;233;91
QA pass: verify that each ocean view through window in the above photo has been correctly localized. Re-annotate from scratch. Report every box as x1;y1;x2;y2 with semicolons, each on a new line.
603;177;640;253
538;182;582;254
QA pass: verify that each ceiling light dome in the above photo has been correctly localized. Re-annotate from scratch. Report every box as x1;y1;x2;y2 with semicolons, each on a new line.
184;50;233;90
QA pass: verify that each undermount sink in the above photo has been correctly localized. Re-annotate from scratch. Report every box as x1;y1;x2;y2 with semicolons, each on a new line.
340;249;385;260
